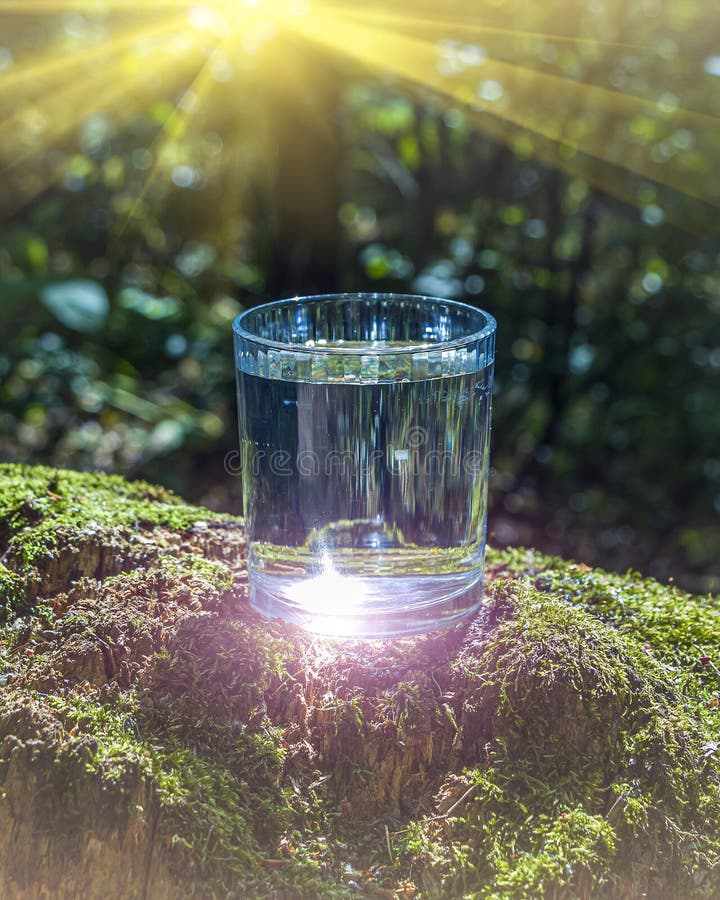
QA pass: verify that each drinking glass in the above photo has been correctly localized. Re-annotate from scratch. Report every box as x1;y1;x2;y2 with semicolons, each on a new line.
233;293;496;638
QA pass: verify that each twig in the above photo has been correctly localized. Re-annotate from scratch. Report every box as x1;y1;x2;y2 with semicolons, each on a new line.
384;824;393;864
605;792;626;820
445;783;479;818
393;784;478;835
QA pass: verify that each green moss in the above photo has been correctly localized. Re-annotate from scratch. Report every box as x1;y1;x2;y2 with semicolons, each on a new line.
0;561;51;658
2;469;720;897
139;615;297;749
488;545;720;734
398;576;720;898
103;553;238;618
0;467;354;896
159;554;236;592
0;463;229;571
376;678;441;737
42;689;275;888
405;798;616;898
40;687;348;897
0;563;24;611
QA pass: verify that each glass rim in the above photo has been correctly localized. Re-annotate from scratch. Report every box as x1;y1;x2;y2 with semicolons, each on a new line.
232;292;497;356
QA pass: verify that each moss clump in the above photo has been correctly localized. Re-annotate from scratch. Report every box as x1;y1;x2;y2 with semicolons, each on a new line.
1;469;719;898
397;565;720;898
138;615;296;742
0;563;24;610
0;462;224;573
40;689;295;894
0;562;341;897
489;545;720;739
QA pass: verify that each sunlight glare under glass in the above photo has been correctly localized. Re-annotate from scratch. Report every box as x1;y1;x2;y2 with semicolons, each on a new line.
286;553;369;638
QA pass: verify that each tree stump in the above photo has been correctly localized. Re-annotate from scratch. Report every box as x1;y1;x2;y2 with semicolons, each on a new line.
0;465;718;898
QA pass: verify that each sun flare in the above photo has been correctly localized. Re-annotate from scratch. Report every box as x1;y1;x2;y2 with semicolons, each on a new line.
0;0;718;224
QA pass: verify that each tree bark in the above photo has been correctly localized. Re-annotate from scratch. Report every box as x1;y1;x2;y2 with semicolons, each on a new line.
265;41;343;297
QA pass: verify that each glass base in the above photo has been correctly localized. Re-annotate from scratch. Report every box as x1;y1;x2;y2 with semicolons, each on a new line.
247;567;484;639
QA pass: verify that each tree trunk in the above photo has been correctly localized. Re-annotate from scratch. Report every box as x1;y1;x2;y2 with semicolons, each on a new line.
265;42;343;297
0;465;717;898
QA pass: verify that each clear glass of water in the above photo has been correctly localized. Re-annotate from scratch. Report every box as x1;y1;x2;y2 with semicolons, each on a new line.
233;293;496;638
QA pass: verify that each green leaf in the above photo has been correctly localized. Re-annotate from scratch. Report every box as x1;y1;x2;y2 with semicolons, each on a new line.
40;280;109;333
25;237;49;272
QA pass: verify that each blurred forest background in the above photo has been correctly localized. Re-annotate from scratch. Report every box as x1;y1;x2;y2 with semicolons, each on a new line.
0;0;718;593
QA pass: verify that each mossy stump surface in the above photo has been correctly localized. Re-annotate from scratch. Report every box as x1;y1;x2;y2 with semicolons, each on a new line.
0;464;719;899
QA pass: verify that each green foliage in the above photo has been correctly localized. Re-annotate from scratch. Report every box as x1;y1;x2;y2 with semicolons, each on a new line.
40;280;110;333
490;545;720;725
0;564;24;610
405;801;617;899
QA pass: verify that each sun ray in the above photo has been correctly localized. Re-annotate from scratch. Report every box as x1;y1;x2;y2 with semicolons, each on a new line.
325;5;650;50
119;24;244;234
0;0;716;235
208;28;278;231
0;23;204;211
0;17;198;150
0;14;190;97
266;41;337;145
304;9;720;131
0;0;190;12
286;9;720;214
211;92;262;256
447;102;715;234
